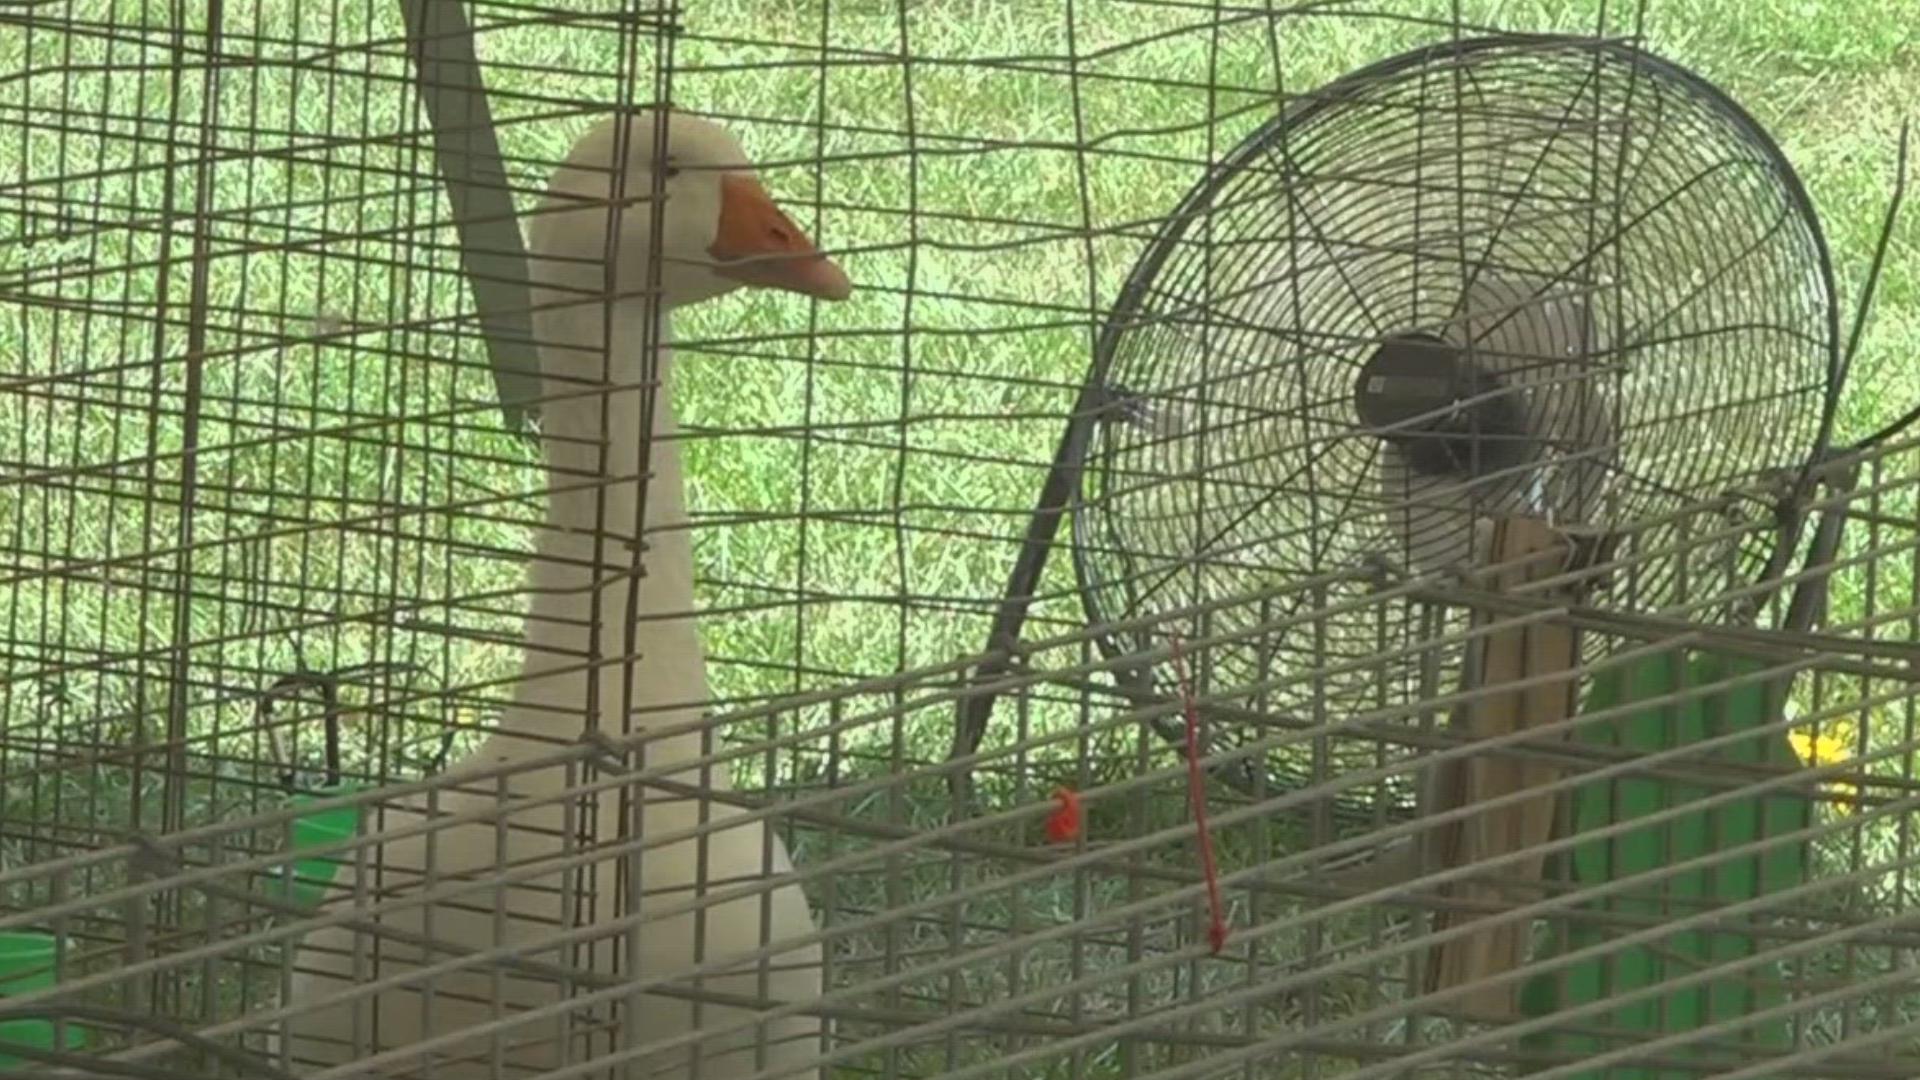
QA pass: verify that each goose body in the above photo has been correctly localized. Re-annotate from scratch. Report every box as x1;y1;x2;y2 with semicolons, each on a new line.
278;111;850;1080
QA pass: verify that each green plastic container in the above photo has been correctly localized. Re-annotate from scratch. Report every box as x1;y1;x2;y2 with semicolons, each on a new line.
0;932;59;995
274;788;361;910
1519;652;1808;1077
0;931;86;1068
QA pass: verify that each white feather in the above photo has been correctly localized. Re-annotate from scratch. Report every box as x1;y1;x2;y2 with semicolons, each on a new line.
277;112;825;1080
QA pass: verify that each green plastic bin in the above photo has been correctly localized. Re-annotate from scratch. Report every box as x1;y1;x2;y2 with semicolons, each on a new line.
0;931;86;1068
273;787;361;910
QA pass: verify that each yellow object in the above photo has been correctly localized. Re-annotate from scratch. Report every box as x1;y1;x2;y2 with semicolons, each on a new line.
1786;722;1859;814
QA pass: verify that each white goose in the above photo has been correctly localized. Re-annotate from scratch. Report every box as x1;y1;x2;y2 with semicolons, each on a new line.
280;109;850;1080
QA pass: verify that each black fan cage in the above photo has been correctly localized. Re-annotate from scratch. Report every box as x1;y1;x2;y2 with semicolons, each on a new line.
1060;34;1839;789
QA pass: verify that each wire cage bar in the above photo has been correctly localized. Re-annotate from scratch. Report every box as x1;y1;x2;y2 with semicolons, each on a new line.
0;2;1913;1079
1;431;1919;1077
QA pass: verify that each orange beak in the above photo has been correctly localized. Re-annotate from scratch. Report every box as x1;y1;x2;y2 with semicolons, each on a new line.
707;173;852;301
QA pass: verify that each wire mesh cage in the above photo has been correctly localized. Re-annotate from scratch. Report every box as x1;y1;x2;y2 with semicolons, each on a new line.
0;1;1914;1078
4;444;1920;1078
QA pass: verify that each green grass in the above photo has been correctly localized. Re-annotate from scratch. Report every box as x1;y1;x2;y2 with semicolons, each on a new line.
0;0;1912;774
0;0;1916;1071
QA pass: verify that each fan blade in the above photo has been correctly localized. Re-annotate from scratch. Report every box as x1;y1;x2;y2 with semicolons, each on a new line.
1460;272;1617;527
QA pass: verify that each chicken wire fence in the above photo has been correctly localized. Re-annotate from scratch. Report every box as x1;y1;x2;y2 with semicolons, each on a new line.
0;0;1914;1078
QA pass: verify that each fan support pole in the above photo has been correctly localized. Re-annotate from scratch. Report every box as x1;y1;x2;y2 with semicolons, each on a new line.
1425;515;1579;1022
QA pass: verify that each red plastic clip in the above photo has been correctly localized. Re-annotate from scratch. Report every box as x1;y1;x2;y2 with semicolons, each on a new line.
1045;786;1082;843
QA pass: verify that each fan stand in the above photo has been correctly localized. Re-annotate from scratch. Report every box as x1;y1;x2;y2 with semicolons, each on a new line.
1421;514;1581;1024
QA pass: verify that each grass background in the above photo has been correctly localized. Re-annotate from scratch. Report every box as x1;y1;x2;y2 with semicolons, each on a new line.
0;0;1915;1070
0;0;1912;784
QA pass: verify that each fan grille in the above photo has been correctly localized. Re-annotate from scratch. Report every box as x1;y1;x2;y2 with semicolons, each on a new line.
1074;36;1835;737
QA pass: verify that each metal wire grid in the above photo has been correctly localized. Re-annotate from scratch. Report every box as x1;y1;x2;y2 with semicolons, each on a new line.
0;0;1335;783
0;431;1916;1079
0;2;1910;1079
0;7;1703;880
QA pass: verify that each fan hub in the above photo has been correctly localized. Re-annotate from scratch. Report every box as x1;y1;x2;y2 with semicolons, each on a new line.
1354;332;1532;479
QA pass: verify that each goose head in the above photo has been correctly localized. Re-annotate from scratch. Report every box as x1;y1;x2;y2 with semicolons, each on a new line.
530;108;852;312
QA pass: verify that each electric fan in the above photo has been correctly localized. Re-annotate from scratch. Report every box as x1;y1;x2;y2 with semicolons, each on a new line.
953;33;1839;802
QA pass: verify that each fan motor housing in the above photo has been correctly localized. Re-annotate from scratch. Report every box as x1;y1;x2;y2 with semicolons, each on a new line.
1355;332;1532;479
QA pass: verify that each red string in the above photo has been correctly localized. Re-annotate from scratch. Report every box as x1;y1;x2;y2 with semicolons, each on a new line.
1045;786;1082;843
1168;634;1228;954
